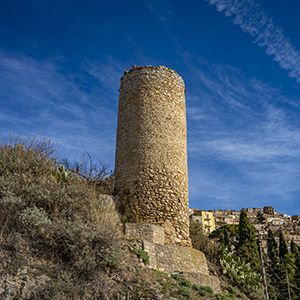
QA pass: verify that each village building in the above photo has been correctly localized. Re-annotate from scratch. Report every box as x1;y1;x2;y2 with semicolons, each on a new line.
190;209;216;234
190;206;300;248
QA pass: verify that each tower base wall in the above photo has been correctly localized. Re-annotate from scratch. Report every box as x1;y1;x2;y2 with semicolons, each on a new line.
125;223;220;291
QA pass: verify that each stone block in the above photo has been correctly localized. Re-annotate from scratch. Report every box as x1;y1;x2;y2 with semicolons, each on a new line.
125;223;165;244
153;244;209;276
141;241;220;290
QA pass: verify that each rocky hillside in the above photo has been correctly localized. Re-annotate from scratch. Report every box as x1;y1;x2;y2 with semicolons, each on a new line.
0;142;249;299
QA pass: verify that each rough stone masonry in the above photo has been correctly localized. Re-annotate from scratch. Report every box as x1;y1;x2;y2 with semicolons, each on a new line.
114;65;190;245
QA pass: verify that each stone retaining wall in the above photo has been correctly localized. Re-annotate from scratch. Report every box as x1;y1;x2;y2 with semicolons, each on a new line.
125;223;165;244
125;223;220;291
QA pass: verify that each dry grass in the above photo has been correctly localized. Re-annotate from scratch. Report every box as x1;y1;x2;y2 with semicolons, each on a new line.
0;141;124;299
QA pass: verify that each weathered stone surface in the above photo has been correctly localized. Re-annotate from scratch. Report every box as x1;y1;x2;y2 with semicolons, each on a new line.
125;223;165;244
141;241;220;291
151;244;208;275
125;222;220;291
115;66;190;245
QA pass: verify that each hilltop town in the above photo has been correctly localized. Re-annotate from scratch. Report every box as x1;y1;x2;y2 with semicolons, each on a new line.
190;206;300;249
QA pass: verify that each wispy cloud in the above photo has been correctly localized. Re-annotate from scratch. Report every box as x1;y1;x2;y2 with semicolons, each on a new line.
0;47;156;167
136;0;300;212
83;55;125;101
184;56;300;213
0;51;119;165
205;0;300;82
144;0;173;24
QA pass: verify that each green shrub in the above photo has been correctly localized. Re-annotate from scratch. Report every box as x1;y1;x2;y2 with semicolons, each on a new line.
192;284;214;296
225;285;248;298
171;273;192;288
200;285;213;295
171;273;181;281
215;294;231;300
133;248;150;265
178;286;191;298
193;286;209;297
19;206;52;237
189;220;220;263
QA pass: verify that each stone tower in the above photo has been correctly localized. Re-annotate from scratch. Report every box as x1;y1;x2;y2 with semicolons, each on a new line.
115;65;190;245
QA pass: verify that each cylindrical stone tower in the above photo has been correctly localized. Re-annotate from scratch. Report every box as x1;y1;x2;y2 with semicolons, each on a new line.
115;66;190;245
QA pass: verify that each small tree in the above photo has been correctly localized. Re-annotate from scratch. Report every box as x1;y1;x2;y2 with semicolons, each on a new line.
266;229;280;299
239;209;253;245
267;230;290;300
291;240;299;255
267;229;278;265
189;220;219;263
277;262;290;300
294;251;300;300
209;224;239;249
256;211;266;224
237;209;260;270
279;231;288;262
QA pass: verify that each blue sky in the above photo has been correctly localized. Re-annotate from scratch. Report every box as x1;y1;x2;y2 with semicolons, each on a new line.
1;0;300;215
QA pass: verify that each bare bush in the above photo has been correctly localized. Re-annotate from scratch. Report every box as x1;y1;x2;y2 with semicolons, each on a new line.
60;151;114;195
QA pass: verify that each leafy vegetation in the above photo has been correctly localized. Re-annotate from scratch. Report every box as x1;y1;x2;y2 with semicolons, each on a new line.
220;248;261;293
190;220;220;264
133;248;150;265
191;208;300;300
266;229;300;299
170;273;247;299
256;211;266;224
190;220;253;298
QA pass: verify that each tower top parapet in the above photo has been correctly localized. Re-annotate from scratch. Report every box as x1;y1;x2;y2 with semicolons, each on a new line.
121;65;185;86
